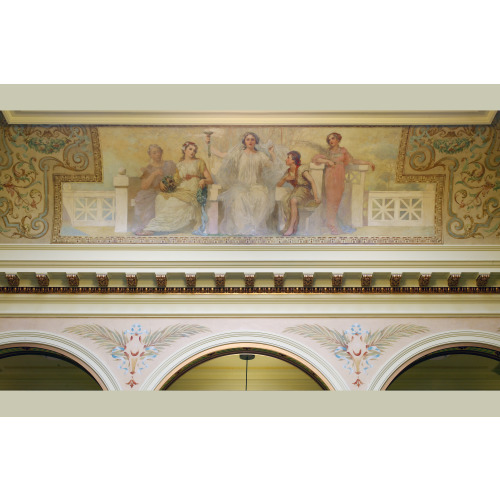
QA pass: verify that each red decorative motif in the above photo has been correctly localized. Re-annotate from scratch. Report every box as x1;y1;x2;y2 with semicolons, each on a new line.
353;378;364;388
126;378;138;389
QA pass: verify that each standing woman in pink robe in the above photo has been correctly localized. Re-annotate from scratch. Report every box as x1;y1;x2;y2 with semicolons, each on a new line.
312;132;375;235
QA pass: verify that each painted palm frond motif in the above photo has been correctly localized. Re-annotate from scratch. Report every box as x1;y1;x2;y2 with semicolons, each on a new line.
284;324;349;351
286;322;430;388
143;324;211;349
365;324;429;351
64;324;126;351
64;322;210;389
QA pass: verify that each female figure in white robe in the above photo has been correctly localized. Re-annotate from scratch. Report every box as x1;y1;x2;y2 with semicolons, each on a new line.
145;142;213;234
211;132;283;235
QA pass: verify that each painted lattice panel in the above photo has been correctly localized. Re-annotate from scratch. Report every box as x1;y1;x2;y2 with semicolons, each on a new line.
368;192;426;226
65;194;116;226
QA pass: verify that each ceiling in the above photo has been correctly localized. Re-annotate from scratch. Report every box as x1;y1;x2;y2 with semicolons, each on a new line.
1;84;498;126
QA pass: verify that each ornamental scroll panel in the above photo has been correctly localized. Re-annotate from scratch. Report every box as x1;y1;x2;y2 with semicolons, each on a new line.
0;125;100;241
404;119;500;241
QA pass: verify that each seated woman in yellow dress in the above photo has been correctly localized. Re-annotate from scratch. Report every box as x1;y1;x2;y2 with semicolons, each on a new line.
144;141;213;234
277;151;320;236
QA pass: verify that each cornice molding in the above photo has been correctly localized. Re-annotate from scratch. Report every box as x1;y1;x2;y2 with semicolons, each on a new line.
1;293;499;317
2;110;497;126
1;271;498;292
1;245;499;272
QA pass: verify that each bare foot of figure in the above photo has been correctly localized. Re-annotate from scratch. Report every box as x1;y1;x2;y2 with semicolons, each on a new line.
284;222;299;236
135;230;154;236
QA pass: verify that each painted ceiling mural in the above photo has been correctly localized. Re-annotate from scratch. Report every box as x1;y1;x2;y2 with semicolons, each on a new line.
0;118;499;244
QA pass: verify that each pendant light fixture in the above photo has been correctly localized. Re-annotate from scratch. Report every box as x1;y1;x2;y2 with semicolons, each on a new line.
239;354;255;391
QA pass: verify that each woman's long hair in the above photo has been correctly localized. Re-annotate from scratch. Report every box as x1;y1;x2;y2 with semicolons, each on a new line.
179;141;198;161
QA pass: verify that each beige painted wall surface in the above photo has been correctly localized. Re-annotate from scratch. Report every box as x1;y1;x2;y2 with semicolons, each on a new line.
1;316;499;391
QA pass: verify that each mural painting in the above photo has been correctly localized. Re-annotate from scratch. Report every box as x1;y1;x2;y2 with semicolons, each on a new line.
0;119;498;244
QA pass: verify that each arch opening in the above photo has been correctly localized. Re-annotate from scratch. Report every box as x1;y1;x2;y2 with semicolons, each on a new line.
0;345;104;390
159;345;330;391
386;345;500;391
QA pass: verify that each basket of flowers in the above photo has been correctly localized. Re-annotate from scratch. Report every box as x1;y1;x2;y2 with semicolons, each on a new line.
161;175;177;193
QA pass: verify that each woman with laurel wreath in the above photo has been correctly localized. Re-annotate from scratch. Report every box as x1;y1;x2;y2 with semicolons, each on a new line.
144;142;213;234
